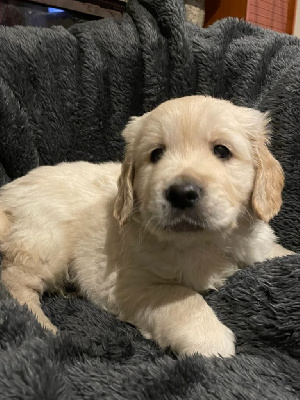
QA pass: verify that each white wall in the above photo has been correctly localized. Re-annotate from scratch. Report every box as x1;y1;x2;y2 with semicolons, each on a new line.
293;0;300;37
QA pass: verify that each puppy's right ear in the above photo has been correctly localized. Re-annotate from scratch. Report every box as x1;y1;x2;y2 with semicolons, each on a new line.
114;116;145;226
113;143;135;226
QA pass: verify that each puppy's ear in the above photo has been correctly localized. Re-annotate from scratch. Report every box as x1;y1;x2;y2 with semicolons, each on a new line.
114;144;135;226
251;114;284;222
114;116;145;226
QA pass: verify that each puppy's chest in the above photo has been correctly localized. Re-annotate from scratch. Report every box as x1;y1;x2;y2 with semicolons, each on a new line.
182;250;237;292
142;243;238;292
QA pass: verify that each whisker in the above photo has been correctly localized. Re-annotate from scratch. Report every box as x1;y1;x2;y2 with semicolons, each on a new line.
138;216;156;243
241;205;254;224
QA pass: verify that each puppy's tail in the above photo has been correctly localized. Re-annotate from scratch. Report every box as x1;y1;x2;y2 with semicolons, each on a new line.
0;208;12;241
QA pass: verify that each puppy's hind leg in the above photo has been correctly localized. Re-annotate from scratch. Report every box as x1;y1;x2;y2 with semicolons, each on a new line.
0;208;11;241
1;260;58;334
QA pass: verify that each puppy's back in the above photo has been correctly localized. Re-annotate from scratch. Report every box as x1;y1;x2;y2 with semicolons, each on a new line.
0;160;121;280
0;161;122;334
0;161;120;220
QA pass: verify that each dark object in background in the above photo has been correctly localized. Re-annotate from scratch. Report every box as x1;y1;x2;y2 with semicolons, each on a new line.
0;3;25;25
0;0;126;28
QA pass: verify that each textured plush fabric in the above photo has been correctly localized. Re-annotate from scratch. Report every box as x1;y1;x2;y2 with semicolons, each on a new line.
0;0;300;398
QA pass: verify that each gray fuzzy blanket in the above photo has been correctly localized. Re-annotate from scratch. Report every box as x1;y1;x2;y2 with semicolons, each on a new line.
0;0;300;398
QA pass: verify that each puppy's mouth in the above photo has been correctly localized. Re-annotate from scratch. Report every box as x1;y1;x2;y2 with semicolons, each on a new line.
163;217;204;233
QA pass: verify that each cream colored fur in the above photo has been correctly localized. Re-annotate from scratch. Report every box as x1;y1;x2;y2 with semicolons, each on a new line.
0;96;293;357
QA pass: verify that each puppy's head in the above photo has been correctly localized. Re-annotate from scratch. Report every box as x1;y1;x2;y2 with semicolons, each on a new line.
114;96;284;237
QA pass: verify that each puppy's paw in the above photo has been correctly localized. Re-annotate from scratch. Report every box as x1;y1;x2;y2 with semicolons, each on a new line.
40;320;58;335
48;324;58;335
178;323;235;358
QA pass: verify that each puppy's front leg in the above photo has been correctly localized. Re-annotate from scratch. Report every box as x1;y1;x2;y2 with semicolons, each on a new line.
117;283;235;357
270;243;295;258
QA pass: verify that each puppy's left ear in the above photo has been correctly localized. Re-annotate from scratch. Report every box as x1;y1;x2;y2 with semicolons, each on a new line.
251;113;284;222
114;116;145;226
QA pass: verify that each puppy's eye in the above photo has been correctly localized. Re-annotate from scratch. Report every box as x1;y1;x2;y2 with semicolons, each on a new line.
213;145;232;160
150;147;165;163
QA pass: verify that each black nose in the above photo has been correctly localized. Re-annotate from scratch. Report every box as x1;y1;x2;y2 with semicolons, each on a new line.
165;183;201;210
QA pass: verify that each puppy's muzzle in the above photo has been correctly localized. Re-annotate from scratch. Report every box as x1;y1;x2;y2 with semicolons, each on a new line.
163;181;204;232
165;182;201;210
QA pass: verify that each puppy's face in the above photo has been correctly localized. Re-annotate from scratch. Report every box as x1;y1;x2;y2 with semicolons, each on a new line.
114;96;284;237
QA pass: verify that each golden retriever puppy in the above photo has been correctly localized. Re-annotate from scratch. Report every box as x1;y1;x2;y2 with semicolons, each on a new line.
0;96;293;357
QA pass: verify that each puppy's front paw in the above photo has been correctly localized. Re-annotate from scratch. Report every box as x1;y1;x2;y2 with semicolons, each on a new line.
178;322;235;358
